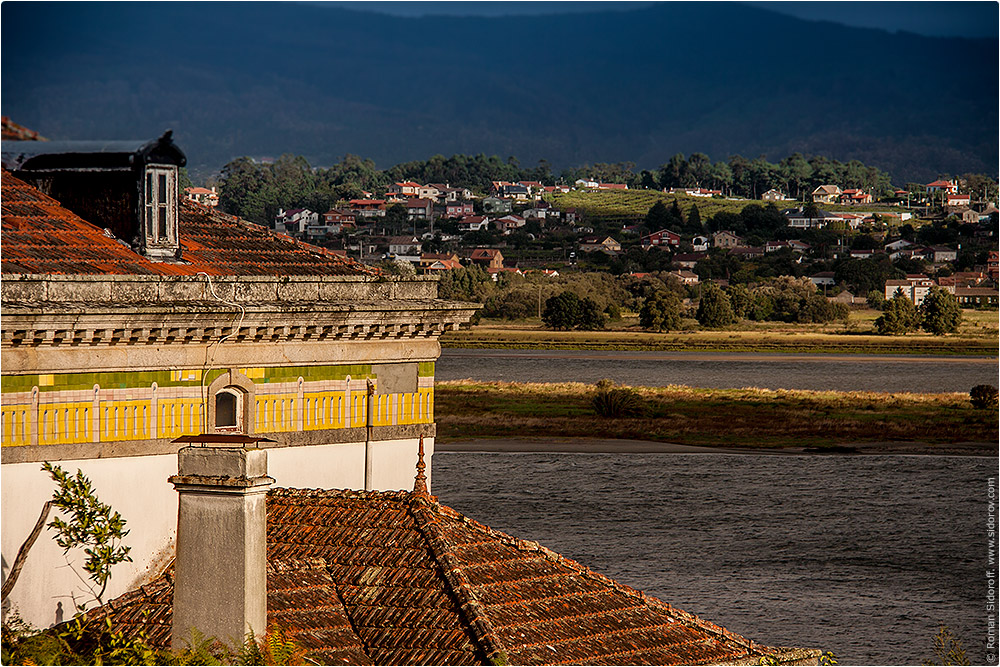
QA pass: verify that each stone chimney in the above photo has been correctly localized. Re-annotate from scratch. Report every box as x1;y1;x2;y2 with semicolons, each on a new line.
169;446;273;649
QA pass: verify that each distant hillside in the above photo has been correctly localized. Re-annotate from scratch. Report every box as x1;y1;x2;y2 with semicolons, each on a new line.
2;2;996;183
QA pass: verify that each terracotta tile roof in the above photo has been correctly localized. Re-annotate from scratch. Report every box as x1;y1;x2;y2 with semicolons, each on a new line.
95;487;817;665
1;117;45;141
1;171;377;277
1;172;166;275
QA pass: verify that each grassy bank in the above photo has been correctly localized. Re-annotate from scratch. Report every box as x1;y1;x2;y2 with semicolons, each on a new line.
441;310;999;356
434;380;998;450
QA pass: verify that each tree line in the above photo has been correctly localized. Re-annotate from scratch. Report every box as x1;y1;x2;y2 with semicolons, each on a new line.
213;150;996;227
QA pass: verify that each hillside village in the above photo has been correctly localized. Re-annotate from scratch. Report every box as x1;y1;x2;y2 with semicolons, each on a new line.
193;170;1000;317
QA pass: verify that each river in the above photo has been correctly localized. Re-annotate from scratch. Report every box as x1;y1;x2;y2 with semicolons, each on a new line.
438;348;998;393
431;451;996;666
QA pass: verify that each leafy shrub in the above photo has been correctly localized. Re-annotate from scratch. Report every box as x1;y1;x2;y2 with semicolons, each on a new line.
591;381;646;418
970;384;999;410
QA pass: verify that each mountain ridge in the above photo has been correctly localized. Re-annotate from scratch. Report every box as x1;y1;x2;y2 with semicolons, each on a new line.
1;2;995;183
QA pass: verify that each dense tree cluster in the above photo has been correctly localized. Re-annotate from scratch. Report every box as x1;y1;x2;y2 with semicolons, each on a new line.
542;291;606;331
638;152;897;200
874;292;921;335
873;287;963;336
213;148;992;228
695;284;737;328
919;287;962;335
638;291;683;332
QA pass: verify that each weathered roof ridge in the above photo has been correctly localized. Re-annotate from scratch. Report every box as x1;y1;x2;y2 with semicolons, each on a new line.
429;502;772;657
269;486;770;656
405;492;506;664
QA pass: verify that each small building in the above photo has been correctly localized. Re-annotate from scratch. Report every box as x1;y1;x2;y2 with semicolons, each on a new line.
811;184;842;204
494;214;526;234
810;272;836;287
441;200;475;218
674;252;708;269
469;248;504;270
761;189;789;201
387;181;421;196
417;184;441;201
482;196;512;214
945;193;971;207
406;198;434;221
929;246;958;263
668;270;699;285
884;276;954;306
274;207;318;235
641;229;681;248
840;189;872;205
388;235;422;257
955;286;999;308
458;215;491;232
348;199;386;218
692;235;710;252
785;208;844;229
712;230;742;248
830;290;859;305
926;179;958;194
579;236;622;254
184;185;219;207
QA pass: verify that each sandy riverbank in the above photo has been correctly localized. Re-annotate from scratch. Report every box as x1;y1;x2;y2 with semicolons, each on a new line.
435;437;998;457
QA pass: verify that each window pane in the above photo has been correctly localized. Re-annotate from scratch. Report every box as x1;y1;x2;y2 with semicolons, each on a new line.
158;207;167;237
146;172;153;201
216;393;237;428
158;173;167;202
146;207;153;236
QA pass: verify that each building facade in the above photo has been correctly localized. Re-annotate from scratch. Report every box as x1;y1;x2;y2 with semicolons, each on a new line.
0;135;476;628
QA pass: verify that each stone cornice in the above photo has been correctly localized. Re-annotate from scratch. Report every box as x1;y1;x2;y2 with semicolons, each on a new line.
1;274;479;349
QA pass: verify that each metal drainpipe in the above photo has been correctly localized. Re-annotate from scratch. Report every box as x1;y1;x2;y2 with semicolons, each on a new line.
364;379;375;490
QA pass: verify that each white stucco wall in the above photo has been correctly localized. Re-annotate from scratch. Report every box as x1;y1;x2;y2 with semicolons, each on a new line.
1;436;432;629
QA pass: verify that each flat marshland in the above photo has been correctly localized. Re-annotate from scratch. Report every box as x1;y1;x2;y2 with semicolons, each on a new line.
441;309;999;356
434;380;998;454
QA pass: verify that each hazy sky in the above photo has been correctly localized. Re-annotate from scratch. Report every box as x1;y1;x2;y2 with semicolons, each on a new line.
324;1;998;39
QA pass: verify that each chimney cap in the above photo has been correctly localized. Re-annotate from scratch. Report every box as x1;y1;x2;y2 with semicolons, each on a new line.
171;433;277;447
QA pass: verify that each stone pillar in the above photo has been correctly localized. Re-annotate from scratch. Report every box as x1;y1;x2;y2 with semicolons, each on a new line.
169;446;273;650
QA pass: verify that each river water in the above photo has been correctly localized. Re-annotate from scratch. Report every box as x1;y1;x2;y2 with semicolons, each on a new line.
432;451;996;666
438;349;999;393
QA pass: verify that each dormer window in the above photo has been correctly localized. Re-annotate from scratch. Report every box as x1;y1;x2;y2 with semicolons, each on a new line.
143;165;178;254
5;129;187;261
